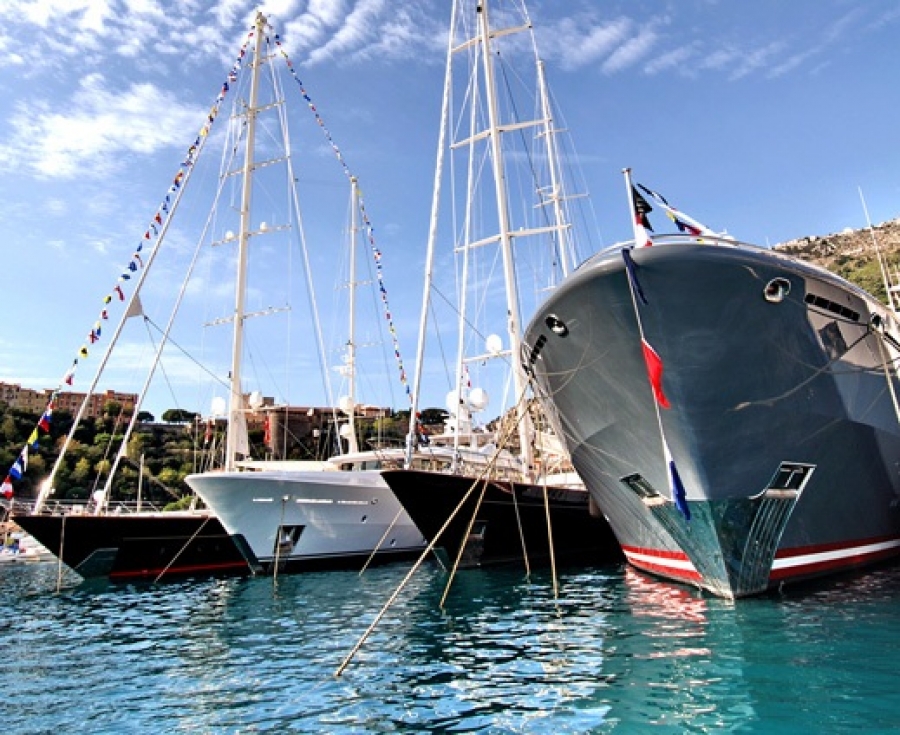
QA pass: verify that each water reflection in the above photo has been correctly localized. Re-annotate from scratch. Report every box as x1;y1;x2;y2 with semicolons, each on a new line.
1;559;899;732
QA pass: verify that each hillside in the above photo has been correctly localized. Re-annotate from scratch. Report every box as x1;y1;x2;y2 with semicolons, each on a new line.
775;217;900;302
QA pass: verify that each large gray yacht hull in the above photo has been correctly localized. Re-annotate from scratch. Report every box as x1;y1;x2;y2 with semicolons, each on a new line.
524;238;900;598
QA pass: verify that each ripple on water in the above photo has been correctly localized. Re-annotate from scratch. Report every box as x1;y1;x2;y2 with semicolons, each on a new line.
2;560;900;733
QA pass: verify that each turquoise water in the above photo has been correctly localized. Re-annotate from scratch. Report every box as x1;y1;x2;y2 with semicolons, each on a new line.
1;559;898;733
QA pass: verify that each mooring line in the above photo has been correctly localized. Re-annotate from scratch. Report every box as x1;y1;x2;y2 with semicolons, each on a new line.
359;507;404;576
439;477;490;610
335;391;533;676
153;515;211;584
56;513;67;594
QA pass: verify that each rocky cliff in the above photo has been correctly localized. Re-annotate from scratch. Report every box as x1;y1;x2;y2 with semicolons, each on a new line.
775;217;900;302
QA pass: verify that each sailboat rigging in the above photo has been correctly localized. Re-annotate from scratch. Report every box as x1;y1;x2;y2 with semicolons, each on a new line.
383;0;620;571
12;11;419;580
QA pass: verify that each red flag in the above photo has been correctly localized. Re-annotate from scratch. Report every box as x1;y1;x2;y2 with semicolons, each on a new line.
1;477;12;499
38;408;52;432
641;338;670;409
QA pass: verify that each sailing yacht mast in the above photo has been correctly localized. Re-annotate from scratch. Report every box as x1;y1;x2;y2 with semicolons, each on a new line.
476;0;534;478
406;0;576;474
536;59;573;279
225;11;265;471
343;177;360;454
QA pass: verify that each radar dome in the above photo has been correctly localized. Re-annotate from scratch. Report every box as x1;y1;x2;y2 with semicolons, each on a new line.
468;387;489;411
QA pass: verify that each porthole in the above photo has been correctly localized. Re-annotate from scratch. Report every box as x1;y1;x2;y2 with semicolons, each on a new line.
764;278;791;303
361;515;368;523
545;314;569;336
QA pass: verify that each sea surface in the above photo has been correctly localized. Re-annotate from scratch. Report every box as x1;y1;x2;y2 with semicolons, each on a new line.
1;557;898;734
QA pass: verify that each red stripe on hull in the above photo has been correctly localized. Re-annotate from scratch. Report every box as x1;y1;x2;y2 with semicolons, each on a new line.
622;545;690;561
624;537;900;590
621;545;702;584
773;534;900;559
109;561;249;581
769;546;900;582
627;557;703;584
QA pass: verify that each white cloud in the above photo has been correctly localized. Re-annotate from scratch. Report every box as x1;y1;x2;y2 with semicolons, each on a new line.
45;198;68;216
644;45;696;75
277;0;348;57
344;5;444;64
729;40;785;80
308;0;385;65
0;73;206;179
601;27;659;75
698;48;739;72
547;17;632;71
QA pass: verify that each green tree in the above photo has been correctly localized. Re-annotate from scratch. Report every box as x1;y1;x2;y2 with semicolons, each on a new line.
419;407;449;426
162;408;199;424
0;415;16;442
158;467;183;487
71;457;92;485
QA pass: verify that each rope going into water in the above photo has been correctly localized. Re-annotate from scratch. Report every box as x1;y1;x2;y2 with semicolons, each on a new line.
359;507;405;577
335;390;532;677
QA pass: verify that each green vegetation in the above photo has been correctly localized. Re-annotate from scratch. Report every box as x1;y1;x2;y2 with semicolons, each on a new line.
834;259;888;302
0;404;208;505
0;402;425;505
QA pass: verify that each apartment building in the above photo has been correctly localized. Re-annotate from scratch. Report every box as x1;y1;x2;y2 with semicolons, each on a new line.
0;382;137;420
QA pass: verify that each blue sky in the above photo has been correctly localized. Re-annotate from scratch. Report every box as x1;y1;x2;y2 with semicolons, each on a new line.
1;0;899;420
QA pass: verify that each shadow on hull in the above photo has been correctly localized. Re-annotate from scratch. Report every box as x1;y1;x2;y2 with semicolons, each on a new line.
382;469;623;570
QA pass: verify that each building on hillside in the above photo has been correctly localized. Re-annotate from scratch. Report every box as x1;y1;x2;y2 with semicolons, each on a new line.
250;404;394;460
0;382;138;420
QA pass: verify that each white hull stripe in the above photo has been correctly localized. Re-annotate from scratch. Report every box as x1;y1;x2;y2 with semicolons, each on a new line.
772;537;900;570
625;537;900;577
624;549;697;572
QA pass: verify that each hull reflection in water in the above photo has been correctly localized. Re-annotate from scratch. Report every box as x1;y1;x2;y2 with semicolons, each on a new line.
3;560;900;732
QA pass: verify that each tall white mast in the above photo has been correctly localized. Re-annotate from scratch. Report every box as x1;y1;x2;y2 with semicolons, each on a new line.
344;177;360;454
536;59;572;278
405;0;458;465
225;11;265;471
477;0;534;478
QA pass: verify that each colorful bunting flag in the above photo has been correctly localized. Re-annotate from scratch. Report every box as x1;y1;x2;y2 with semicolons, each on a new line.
9;451;25;480
272;33;414;405
632;186;653;231
38;408;52;432
0;20;258;498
